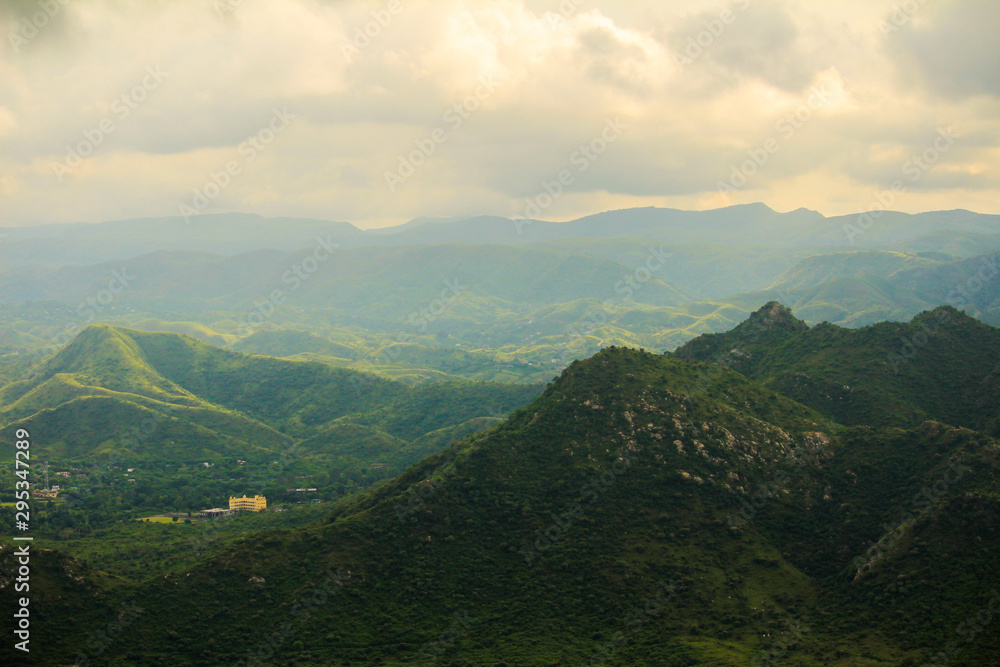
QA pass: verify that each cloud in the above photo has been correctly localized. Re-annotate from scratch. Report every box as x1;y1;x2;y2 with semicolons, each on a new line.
0;0;997;228
886;0;1000;99
656;0;812;92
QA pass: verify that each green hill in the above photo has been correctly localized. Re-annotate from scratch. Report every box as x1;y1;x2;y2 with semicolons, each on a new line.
1;238;997;390
673;302;1000;435
765;250;943;293
232;329;360;360
6;337;1000;665
0;325;543;479
722;250;1000;329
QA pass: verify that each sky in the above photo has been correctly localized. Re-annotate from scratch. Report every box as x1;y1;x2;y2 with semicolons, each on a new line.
0;0;998;229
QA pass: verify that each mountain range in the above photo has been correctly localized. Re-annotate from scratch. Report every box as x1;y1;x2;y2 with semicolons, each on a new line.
3;304;999;665
4;204;1000;268
0;206;996;399
2;205;999;664
0;324;541;489
0;242;997;389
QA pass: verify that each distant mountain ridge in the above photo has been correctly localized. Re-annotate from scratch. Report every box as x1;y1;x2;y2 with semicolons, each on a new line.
1;205;997;392
3;204;999;267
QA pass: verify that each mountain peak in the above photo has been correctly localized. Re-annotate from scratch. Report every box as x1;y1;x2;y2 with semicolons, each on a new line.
671;301;808;365
747;301;808;332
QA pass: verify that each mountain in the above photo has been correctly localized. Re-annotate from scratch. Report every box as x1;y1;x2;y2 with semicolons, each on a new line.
2;206;999;389
386;204;1000;249
830;208;1000;246
765;250;944;293
890;253;1000;325
559;203;828;245
368;214;481;235
0;325;543;479
3;205;999;269
2;246;997;396
673;302;1000;436
0;213;368;268
720;250;1000;327
894;230;1000;258
6;333;1000;665
0;244;691;313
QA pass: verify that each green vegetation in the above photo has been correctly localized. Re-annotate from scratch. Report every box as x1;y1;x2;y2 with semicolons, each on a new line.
46;503;332;581
3;309;999;665
1;206;999;664
0;212;997;386
673;302;1000;436
0;325;543;534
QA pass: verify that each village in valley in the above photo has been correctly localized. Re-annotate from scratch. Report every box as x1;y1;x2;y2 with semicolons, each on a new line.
17;458;324;527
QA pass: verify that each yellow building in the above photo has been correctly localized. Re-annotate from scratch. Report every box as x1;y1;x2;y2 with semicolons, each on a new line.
229;494;267;511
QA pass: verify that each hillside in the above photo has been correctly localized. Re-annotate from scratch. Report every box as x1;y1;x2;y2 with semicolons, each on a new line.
0;325;543;488
673;302;1000;435
0;216;997;391
4;342;999;665
750;250;1000;327
765;250;942;293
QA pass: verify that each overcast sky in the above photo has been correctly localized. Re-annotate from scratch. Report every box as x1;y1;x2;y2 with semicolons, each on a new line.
0;0;997;229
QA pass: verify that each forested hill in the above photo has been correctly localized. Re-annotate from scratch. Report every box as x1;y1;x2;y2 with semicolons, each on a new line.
673;302;1000;435
5;326;999;665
